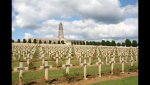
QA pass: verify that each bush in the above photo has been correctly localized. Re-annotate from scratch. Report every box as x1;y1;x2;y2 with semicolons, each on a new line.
63;72;82;83
113;68;121;76
29;61;36;70
128;65;138;72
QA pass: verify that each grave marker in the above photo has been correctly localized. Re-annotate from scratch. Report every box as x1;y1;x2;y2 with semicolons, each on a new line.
96;57;103;77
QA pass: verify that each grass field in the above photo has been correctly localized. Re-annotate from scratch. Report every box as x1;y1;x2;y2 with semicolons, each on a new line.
90;75;138;85
12;62;138;85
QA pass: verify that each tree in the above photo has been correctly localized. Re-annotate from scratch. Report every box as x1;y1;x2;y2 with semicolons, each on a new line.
28;39;31;43
12;39;14;43
101;40;106;46
80;41;83;45
44;41;46;44
71;41;74;45
39;40;42;44
58;40;61;44
53;41;56;44
111;40;116;46
132;40;138;47
117;42;121;46
61;40;65;44
86;41;89;45
17;39;20;43
122;42;125;46
97;42;101;45
33;39;37;44
23;39;27;43
83;41;85;45
106;40;110;46
125;39;131;47
49;40;51;44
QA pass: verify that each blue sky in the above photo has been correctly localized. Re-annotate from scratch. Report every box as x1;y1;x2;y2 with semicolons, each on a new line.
12;0;138;42
120;0;138;7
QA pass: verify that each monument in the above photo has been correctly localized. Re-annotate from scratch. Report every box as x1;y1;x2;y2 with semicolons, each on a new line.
58;22;64;40
58;22;71;45
58;22;66;44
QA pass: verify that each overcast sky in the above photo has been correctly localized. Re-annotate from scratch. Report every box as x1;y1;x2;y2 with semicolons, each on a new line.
12;0;138;42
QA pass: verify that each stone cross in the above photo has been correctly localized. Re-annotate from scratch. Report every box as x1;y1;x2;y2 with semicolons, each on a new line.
79;56;82;65
96;57;103;77
18;62;25;85
79;52;83;65
41;54;45;66
105;56;108;65
121;57;125;73
129;56;134;66
81;58;88;80
26;54;31;67
109;57;115;75
67;53;71;64
44;61;50;81
119;55;122;63
135;53;138;62
88;53;92;65
55;53;59;66
39;54;45;69
62;59;72;74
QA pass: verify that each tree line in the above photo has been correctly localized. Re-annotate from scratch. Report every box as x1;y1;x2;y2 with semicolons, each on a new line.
12;39;138;47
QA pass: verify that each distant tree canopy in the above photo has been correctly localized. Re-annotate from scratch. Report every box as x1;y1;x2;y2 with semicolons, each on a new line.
23;39;27;43
117;42;121;46
12;39;14;43
17;39;20;43
101;40;106;46
39;40;42;44
111;40;116;46
122;42;125;46
58;40;61;44
106;40;111;46
125;39;131;47
49;40;51;44
33;39;37;44
61;40;65;44
28;39;32;43
13;38;138;47
44;41;47;44
132;40;138;47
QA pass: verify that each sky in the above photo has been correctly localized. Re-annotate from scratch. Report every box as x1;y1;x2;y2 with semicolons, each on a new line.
12;0;138;42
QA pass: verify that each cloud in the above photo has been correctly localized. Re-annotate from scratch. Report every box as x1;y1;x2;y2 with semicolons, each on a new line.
12;0;138;29
33;18;138;40
12;27;15;32
122;2;138;18
12;0;138;41
24;33;33;39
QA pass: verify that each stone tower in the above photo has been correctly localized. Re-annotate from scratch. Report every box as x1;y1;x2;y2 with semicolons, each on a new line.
58;22;64;39
58;22;66;43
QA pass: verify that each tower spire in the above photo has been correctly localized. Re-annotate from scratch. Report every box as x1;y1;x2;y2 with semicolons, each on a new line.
58;22;64;40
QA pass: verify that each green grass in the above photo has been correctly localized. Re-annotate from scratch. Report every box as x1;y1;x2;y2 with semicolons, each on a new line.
12;62;138;85
90;75;138;85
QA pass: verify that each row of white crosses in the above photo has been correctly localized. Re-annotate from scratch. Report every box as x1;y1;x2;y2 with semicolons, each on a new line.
62;48;73;74
12;44;138;71
12;44;138;85
16;60;51;85
12;44;138;61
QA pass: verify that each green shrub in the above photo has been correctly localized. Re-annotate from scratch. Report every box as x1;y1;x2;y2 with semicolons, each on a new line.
128;65;138;72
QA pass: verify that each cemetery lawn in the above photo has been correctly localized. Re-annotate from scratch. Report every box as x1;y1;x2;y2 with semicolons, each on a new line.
90;75;138;85
12;62;138;85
